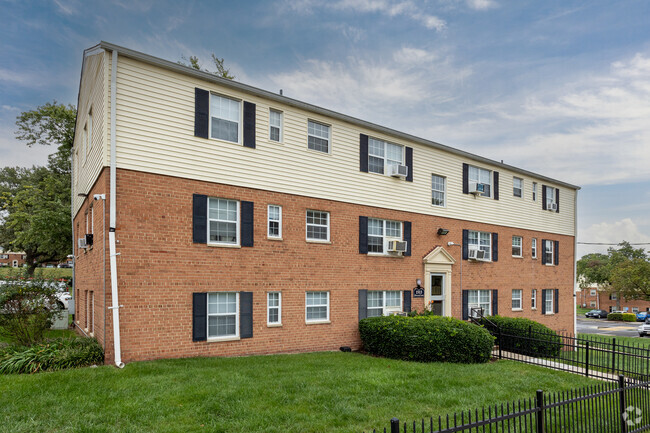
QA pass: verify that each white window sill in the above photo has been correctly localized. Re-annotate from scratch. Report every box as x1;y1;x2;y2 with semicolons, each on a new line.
267;237;283;241
306;320;331;325
512;308;523;312
431;204;446;209
267;323;283;328
545;263;555;267
545;312;555;316
368;252;404;258
531;308;537;311
306;239;331;244
207;243;241;249
512;256;523;259
207;336;241;343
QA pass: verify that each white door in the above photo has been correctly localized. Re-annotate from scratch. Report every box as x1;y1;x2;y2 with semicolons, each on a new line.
429;274;445;316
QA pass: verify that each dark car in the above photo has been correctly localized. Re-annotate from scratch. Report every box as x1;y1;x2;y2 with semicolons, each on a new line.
585;309;608;318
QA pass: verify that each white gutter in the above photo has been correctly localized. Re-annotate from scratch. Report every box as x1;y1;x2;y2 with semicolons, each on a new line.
573;189;579;338
108;49;124;368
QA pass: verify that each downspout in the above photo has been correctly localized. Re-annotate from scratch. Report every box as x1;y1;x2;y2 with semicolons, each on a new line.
108;49;124;368
573;189;579;338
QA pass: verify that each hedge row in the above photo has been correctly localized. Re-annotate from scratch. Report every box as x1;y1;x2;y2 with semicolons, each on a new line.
359;315;494;364
478;315;562;357
607;313;637;322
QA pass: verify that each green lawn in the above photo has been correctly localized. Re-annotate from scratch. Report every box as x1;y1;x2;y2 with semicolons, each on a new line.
0;267;72;279
576;306;591;316
0;352;598;433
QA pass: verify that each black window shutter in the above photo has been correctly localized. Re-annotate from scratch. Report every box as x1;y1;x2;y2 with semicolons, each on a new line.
555;189;560;213
554;241;559;265
240;201;254;247
462;290;469;320
403;290;411;313
541;239;547;265
462;229;469;260
492;232;499;262
243;102;256;148
542;185;547;210
554;289;559;314
358;290;368;320
493;171;499;200
359;216;368;254
240;291;253;338
462;163;469;194
405;147;413;182
192;292;207;342
403;221;412;256
359;134;369;173
492;290;498;316
192;194;207;244
194;88;209;139
541;290;547;314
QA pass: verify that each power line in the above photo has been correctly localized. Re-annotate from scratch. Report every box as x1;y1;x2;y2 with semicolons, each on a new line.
577;242;650;246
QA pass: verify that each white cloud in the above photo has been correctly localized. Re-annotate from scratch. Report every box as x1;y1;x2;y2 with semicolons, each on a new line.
578;219;650;257
53;0;79;16
466;0;498;10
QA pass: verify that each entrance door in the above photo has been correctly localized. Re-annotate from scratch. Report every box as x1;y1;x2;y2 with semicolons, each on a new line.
429;274;445;316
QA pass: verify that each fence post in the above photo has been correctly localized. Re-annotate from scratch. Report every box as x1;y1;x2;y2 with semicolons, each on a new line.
536;390;545;433
390;417;400;433
612;338;617;374
498;327;502;359
619;375;627;433
585;342;590;378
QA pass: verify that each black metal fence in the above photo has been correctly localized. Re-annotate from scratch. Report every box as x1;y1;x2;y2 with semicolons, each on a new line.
365;376;650;433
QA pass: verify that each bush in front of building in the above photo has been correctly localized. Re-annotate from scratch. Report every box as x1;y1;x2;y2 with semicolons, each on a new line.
479;316;562;357
0;337;103;374
359;315;494;364
607;313;636;322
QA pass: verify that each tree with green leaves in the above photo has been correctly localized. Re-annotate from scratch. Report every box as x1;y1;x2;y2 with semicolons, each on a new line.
0;102;76;274
178;54;235;79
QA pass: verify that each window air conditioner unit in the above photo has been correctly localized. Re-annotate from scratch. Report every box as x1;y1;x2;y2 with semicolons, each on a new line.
468;248;487;261
389;164;408;179
78;238;87;249
469;182;485;195
85;233;94;247
386;311;408;317
387;240;408;253
548;203;558;211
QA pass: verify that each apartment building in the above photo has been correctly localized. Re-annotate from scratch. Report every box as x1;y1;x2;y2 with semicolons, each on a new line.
72;42;579;364
0;250;26;268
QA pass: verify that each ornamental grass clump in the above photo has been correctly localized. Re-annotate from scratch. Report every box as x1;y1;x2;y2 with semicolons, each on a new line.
0;337;103;374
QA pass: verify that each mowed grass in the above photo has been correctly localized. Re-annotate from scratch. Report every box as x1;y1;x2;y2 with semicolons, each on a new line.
0;267;72;278
0;352;599;433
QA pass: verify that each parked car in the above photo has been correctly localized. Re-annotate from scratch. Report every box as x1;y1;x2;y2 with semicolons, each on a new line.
637;312;648;322
639;318;650;337
585;309;609;318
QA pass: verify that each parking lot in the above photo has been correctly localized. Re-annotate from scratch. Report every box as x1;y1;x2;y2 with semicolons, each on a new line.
577;317;644;338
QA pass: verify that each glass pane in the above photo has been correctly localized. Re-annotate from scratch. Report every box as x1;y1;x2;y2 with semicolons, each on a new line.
268;308;279;323
430;275;443;296
368;156;384;174
367;292;383;308
211;118;239;142
307;306;327;320
268;293;279;307
211;95;240;122
268;206;280;221
385;291;401;307
208;315;236;337
432;191;444;206
385;221;401;238
270;126;280;141
270;110;281;127
368;139;385;157
307;225;327;240
306;292;327;306
367;308;383;317
269;221;279;236
386;143;403;164
368;236;383;253
368;219;383;236
308;135;329;152
210;221;237;243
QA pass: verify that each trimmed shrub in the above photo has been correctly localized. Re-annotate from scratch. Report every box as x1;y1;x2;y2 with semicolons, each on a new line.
607;313;622;321
0;337;104;374
608;313;636;322
359;315;494;364
478;316;562;357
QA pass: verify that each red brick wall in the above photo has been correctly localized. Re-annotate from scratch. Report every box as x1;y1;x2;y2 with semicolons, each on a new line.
74;168;575;363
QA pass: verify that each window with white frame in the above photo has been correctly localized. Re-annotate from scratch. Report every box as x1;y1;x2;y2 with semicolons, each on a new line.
367;291;402;317
368;137;403;175
210;94;240;143
531;289;537;309
532;182;537;202
633;307;639;313
468;165;492;197
468;230;491;261
367;218;402;254
208;198;239;245
432;174;446;206
267;205;282;238
512;289;522;310
544;240;554;265
207;292;239;338
532;238;537;259
306;291;329;322
468;290;491;317
267;292;281;325
307;120;330;153
512;236;522;257
590;301;596;307
513;177;523;198
269;109;282;142
545;185;556;208
306;210;329;241
611;293;618;300
545;290;553;314
590;289;597;296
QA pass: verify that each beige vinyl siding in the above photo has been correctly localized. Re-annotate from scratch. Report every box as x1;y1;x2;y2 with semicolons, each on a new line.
73;51;107;216
112;56;575;236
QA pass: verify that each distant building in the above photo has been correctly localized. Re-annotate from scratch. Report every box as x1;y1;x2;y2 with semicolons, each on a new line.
0;249;26;268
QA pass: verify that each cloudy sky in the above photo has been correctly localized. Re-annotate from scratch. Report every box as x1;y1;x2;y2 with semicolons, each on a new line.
1;0;649;257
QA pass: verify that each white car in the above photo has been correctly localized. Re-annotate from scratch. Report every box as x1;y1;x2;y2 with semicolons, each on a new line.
638;319;650;337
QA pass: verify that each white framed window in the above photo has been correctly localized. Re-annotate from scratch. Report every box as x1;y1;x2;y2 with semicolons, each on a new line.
368;218;402;254
512;236;522;257
545;185;556;209
544;240;554;265
267;292;281;325
12;260;18;268
545;290;553;315
306;291;329;322
532;238;537;259
633;307;640;313
513;177;523;198
307;120;330;153
269;109;282;142
468;290;491;317
611;293;618;300
208;198;239;245
306;210;330;242
512;289;522;310
531;289;537;309
590;301;596;308
207;292;239;339
267;205;282;239
368;137;404;175
590;289;597;296
367;291;402;317
432;174;446;207
468;165;492;197
468;230;491;261
210;93;241;143
532;182;537;202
